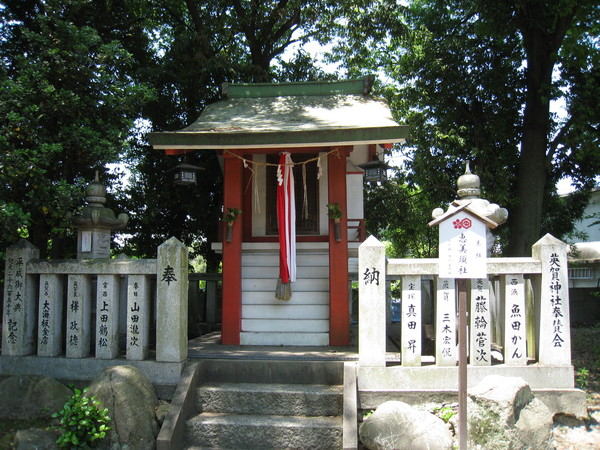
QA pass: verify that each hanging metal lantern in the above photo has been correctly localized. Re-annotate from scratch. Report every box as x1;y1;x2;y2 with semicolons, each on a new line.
172;163;204;186
358;156;391;183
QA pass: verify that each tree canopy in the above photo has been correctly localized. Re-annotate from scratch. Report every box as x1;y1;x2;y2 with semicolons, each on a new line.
331;0;600;256
1;0;598;265
0;0;151;258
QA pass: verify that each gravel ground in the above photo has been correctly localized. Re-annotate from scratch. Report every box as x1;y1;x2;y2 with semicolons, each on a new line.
552;324;600;449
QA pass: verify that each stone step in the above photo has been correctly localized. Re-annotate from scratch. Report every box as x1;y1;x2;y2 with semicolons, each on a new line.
197;382;343;416
185;412;342;449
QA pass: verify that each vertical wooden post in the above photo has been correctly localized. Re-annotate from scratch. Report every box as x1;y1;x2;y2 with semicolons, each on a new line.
328;148;349;346
222;153;243;345
457;278;468;450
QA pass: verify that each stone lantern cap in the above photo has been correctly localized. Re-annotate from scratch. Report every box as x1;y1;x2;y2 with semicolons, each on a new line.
72;172;128;230
431;162;508;226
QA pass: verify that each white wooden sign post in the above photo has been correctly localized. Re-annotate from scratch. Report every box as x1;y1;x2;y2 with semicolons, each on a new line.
430;202;497;450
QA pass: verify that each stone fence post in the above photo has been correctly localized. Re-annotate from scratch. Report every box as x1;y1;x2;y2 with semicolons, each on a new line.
359;236;386;367
156;237;188;362
2;240;39;356
532;234;571;365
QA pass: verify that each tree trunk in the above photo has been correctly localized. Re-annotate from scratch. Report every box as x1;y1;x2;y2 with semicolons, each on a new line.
507;3;576;256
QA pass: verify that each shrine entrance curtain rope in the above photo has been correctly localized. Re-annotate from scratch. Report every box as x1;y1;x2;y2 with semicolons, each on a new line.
276;152;296;300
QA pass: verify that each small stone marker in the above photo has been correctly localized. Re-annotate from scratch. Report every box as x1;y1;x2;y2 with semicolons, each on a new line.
358;236;386;367
38;274;63;356
470;277;492;366
127;275;151;360
156;237;188;363
401;275;421;366
96;274;120;359
66;274;92;358
504;274;527;365
532;234;571;365
436;277;457;366
2;240;39;356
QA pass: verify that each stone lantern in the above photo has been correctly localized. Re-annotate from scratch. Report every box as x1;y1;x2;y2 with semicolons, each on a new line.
72;172;129;259
432;162;508;255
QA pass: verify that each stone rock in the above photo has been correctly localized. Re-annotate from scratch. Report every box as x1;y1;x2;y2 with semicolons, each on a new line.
14;428;60;450
86;365;159;450
0;375;72;419
468;374;533;427
512;398;553;449
359;401;453;450
468;375;553;449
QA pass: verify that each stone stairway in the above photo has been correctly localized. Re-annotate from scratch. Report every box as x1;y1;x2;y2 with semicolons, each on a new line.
175;360;344;449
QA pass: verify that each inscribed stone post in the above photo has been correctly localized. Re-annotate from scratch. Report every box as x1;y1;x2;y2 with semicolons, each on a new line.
504;274;527;364
436;277;457;366
96;275;120;359
66;275;92;358
127;275;150;360
470;278;491;366
358;236;386;367
2;240;39;356
402;275;421;366
532;234;571;365
38;274;63;356
157;237;188;363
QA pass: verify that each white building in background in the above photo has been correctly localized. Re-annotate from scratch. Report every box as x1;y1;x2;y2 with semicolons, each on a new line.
568;186;600;323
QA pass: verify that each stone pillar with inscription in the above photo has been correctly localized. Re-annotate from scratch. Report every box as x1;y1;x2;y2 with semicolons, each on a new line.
436;277;457;366
470;278;492;366
2;240;40;355
38;274;64;356
532;234;571;365
504;274;527;365
127;275;151;360
157;237;188;363
402;275;422;366
66;275;92;358
358;236;386;367
96;275;120;359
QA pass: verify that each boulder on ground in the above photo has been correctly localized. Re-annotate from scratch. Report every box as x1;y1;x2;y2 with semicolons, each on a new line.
359;400;453;450
0;375;72;419
86;365;159;450
468;375;553;449
14;428;60;450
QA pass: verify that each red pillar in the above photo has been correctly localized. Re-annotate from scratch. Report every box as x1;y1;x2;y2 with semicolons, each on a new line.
221;153;243;345
328;148;350;346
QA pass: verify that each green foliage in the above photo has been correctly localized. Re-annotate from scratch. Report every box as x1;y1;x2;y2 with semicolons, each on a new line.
433;405;457;423
0;0;152;258
330;0;600;256
468;407;509;449
52;388;111;448
224;207;242;223
326;203;343;220
576;367;590;389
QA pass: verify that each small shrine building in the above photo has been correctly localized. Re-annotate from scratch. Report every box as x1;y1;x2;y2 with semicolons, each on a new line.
149;76;408;346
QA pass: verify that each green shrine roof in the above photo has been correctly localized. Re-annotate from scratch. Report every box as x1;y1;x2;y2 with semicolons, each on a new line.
149;76;408;150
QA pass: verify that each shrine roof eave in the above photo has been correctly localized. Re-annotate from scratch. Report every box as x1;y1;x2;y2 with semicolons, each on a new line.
149;125;409;150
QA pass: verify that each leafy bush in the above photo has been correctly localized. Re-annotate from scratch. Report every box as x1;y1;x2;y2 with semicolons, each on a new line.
52;388;111;448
